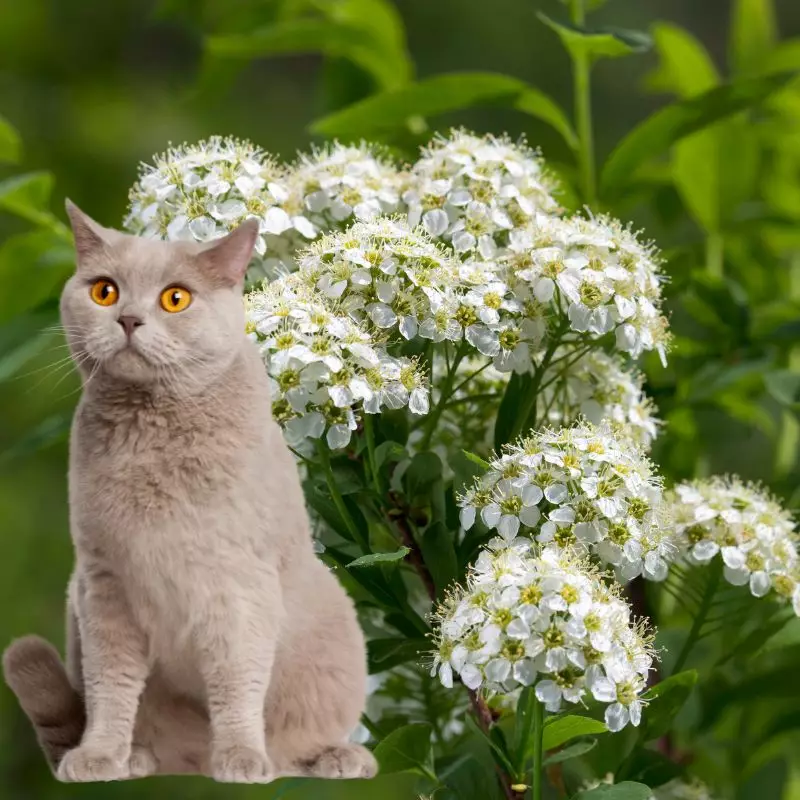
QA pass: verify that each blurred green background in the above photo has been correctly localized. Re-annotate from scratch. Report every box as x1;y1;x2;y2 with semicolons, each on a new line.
1;1;800;798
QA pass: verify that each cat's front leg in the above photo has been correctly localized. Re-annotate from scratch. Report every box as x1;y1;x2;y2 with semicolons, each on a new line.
196;593;281;784
58;568;149;783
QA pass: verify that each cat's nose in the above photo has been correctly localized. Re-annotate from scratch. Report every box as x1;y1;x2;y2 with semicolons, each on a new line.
118;315;144;338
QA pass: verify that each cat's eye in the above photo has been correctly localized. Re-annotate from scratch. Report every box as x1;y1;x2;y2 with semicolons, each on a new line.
90;279;119;307
160;286;192;313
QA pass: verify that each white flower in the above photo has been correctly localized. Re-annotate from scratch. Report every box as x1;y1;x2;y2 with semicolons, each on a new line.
404;129;560;257
124;136;292;280
507;213;671;362
432;540;654;731
669;476;799;610
458;421;676;581
245;281;429;449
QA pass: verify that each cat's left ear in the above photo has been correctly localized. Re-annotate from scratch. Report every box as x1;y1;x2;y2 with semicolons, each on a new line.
197;219;259;286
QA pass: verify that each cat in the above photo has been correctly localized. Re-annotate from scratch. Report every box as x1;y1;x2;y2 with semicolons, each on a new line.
2;202;377;784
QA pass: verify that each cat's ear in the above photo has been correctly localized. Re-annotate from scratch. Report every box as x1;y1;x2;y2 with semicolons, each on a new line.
65;199;109;265
197;219;259;286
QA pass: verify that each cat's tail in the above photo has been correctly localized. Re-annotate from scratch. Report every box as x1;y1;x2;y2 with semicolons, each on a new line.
3;636;85;771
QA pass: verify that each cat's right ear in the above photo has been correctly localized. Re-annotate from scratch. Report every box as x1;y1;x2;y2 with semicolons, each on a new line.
65;199;108;265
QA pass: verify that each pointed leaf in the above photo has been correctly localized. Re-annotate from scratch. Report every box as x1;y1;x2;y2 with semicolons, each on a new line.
542;737;597;765
0;115;21;165
730;0;777;76
646;23;718;98
542;714;607;751
642;670;698;741
539;14;651;63
310;72;577;150
601;72;797;197
367;636;428;673
419;521;458;597
462;450;491;471
374;723;435;778
347;547;410;568
572;782;653;800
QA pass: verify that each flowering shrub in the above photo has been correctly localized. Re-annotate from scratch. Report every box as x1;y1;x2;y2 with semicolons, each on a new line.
117;125;800;800
3;3;799;799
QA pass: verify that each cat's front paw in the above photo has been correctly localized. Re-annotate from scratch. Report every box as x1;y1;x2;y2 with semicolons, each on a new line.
57;745;128;782
211;744;274;784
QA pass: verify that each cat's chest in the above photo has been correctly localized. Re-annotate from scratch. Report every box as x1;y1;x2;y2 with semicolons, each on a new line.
71;405;256;537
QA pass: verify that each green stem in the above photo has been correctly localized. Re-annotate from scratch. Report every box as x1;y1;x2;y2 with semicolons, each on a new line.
570;0;596;205
706;233;724;278
420;342;468;450
516;336;563;438
671;558;722;675
316;440;368;552
531;699;544;800
363;414;381;495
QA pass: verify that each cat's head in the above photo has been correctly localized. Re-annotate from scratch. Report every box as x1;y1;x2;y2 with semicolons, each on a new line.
61;201;258;389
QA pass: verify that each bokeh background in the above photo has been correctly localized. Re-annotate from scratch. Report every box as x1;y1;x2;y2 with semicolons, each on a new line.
1;1;799;798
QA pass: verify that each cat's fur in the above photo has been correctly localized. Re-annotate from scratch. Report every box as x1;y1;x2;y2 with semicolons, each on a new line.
2;203;376;783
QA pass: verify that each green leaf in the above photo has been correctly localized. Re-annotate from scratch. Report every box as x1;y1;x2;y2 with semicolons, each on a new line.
419;521;458;597
206;18;405;90
730;0;777;76
542;714;607;751
0;115;21;165
367;636;428;673
347;547;410;568
403;451;443;499
538;14;651;63
0;172;70;237
0;411;72;466
642;670;698;741
601;72;797;197
374;440;406;470
0;332;52;384
310;72;578;151
646;23;719;98
373;723;436;779
462;450;491;471
765;371;800;407
494;372;534;450
572;782;653;800
0;231;74;324
542;737;597;765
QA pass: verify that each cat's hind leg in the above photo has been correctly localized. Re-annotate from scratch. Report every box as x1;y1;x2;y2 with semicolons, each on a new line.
264;572;377;781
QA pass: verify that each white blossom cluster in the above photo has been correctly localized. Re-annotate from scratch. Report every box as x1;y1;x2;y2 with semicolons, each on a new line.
431;540;655;732
245;281;429;449
669;476;800;615
458;422;676;582
404;129;560;256
124;136;303;279
285;142;403;234
500;213;671;364
536;350;660;449
287;217;547;373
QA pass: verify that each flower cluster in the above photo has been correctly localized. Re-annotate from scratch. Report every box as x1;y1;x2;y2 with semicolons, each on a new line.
285;142;403;234
535;350;660;449
289;217;547;373
431;541;655;731
669;476;799;614
404;129;560;256
500;213;671;363
124;136;302;279
245;281;429;449
458;422;676;582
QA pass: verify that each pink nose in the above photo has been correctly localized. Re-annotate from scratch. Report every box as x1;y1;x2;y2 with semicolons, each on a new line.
118;315;144;337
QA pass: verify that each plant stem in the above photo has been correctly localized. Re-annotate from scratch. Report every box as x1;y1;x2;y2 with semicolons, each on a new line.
531;699;544;800
570;0;596;205
391;504;438;601
706;233;724;278
363;414;381;495
671;558;722;675
420;342;468;450
316;440;368;551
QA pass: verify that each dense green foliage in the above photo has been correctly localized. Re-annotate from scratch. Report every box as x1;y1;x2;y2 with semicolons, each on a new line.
1;1;800;799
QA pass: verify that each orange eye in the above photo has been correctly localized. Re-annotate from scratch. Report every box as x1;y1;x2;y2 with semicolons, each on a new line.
160;286;192;313
90;279;118;306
